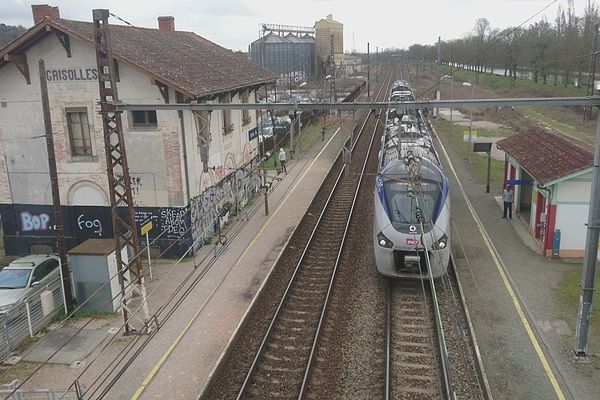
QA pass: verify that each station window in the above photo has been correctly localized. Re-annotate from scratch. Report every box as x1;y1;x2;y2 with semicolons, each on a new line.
222;93;234;134
66;109;93;156
131;110;158;128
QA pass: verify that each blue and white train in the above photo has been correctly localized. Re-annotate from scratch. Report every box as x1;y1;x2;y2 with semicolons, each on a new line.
373;81;451;279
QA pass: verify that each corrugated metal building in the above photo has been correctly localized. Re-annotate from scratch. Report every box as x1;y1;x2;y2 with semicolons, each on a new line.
250;32;315;79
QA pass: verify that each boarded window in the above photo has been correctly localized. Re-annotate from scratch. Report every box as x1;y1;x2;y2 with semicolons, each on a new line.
131;110;157;128
222;93;233;134
67;109;93;156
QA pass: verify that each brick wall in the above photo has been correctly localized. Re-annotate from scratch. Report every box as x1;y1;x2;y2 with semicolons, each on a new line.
32;5;60;24
162;128;184;206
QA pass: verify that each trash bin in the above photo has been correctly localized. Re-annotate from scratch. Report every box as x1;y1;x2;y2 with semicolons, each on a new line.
553;229;561;257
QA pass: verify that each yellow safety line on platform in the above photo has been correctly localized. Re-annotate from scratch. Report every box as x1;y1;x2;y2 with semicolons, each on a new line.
131;127;341;400
434;130;566;400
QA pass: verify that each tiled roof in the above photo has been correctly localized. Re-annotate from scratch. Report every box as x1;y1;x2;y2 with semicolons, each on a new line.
1;18;277;98
496;128;594;185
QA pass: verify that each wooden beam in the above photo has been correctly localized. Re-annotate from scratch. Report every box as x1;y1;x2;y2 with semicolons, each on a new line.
50;28;71;57
154;80;170;103
4;54;30;84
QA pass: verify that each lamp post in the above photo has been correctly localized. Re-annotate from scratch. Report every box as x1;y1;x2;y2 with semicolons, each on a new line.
291;81;307;159
463;81;474;162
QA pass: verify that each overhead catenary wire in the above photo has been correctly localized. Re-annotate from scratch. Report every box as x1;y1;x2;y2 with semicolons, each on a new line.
417;0;560;100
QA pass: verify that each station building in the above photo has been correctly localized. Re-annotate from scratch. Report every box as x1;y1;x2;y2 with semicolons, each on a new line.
497;129;593;258
0;5;276;256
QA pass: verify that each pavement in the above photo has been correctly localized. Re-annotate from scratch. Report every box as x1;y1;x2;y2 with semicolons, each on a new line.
432;120;600;400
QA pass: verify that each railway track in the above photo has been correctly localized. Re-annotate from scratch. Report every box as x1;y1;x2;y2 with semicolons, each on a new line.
235;73;394;399
203;64;487;400
386;279;448;399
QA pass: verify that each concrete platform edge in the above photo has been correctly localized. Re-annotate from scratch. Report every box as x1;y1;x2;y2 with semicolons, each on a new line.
196;163;334;400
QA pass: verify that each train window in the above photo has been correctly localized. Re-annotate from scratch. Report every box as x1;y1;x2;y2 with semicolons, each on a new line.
384;180;441;225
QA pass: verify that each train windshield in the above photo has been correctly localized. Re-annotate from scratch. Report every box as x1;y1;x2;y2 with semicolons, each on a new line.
384;179;441;225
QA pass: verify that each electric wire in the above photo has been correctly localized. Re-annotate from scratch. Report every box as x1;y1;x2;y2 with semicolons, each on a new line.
417;0;560;100
3;12;361;395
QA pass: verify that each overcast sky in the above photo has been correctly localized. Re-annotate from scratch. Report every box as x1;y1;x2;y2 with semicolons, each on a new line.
0;0;593;51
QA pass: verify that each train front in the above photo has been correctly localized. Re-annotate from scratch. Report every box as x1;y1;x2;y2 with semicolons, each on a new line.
373;159;450;279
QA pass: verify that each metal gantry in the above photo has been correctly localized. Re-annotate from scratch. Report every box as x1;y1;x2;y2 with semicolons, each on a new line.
115;96;600;112
116;95;600;356
93;9;151;334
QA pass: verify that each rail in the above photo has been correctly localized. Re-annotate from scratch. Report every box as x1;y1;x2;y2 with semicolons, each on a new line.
236;71;392;400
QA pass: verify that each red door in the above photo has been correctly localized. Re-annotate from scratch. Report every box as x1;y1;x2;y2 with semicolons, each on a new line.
535;193;546;239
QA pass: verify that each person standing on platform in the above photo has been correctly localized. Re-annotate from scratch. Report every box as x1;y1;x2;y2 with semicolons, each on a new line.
502;184;514;219
278;148;287;174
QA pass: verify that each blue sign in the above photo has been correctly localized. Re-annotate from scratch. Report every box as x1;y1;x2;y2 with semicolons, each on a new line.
506;179;532;186
248;127;258;141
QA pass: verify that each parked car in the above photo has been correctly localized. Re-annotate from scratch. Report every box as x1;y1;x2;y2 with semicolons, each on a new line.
0;254;61;310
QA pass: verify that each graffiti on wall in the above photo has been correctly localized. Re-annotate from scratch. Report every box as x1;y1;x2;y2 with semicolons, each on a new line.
76;213;103;236
20;212;51;232
189;159;261;250
116;174;144;206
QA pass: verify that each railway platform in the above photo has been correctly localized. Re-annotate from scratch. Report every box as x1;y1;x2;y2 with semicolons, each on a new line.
10;123;346;398
433;127;600;400
101;125;345;399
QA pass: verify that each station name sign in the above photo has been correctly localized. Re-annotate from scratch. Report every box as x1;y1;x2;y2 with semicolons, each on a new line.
46;68;98;82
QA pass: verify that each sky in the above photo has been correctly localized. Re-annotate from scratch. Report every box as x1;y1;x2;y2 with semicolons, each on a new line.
0;0;594;52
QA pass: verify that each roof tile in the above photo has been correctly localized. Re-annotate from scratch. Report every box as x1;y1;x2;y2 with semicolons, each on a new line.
9;18;277;98
496;128;593;185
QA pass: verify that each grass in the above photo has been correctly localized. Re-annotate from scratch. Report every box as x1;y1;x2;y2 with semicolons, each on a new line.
296;122;326;155
258;122;326;170
559;267;600;324
437;65;597;144
520;106;594;145
433;119;505;188
0;361;38;385
439;65;589;97
57;309;115;321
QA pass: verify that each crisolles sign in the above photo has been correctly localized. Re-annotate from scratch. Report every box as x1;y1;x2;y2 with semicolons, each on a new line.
46;68;98;82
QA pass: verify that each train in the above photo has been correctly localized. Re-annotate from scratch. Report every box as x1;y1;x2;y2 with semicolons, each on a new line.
373;80;451;279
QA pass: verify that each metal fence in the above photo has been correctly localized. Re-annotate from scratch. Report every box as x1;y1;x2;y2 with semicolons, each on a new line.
0;278;65;361
0;380;79;400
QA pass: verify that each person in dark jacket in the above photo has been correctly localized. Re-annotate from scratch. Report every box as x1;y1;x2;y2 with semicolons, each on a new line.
502;184;514;219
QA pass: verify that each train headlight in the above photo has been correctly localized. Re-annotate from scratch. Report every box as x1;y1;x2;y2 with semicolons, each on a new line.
432;234;448;250
377;231;393;248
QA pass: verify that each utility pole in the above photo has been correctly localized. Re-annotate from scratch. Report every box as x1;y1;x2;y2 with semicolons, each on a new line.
93;9;151;334
584;24;598;122
367;42;370;99
263;168;269;216
39;60;74;313
574;106;600;360
330;34;336;103
436;36;441;117
376;46;379;83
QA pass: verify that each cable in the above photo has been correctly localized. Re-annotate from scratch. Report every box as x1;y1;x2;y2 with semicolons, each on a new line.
417;0;559;99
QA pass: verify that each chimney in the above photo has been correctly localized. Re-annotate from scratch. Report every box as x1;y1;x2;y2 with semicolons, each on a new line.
158;16;175;32
32;4;60;24
326;14;333;20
